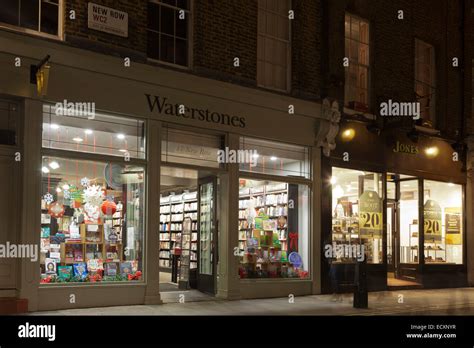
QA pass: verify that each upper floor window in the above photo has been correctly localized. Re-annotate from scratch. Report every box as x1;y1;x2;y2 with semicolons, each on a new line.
344;14;370;111
147;0;190;67
415;39;436;127
0;0;62;38
257;0;291;92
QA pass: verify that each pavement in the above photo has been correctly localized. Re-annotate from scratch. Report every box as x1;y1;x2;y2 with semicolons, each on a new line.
31;287;474;316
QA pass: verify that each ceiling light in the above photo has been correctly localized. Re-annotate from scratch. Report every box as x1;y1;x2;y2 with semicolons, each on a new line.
117;133;125;140
252;153;259;159
49;161;60;169
42;166;50;173
448;183;455;187
118;149;127;153
84;129;93;135
50;124;59;130
73;137;83;142
270;156;277;161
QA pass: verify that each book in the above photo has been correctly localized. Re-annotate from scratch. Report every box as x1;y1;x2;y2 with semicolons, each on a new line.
73;249;84;262
73;262;88;279
57;266;73;280
120;262;132;276
104;262;117;276
87;259;104;273
41;227;50;238
41;214;51;224
40;238;50;252
45;258;57;275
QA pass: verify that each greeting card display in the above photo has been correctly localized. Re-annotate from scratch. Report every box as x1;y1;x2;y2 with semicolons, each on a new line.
58;266;73;280
73;262;88;279
41;227;50;238
45;258;57;275
120;262;132;276
104;262;117;276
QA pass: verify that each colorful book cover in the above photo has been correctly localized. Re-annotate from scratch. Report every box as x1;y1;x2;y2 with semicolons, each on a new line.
41;227;50;238
40;238;50;252
120;262;132;276
57;266;73;280
45;258;57;275
87;259;104;272
104;262;117;276
73;262;88;279
74;249;84;262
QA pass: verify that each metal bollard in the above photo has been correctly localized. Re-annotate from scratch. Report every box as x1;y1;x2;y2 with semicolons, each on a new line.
353;259;368;308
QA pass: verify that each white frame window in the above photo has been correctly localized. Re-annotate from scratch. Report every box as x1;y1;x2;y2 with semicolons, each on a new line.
0;0;64;40
415;39;436;127
147;0;191;68
344;13;370;109
257;0;291;92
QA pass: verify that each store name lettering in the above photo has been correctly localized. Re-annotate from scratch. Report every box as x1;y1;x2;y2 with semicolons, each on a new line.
145;94;246;128
393;141;419;155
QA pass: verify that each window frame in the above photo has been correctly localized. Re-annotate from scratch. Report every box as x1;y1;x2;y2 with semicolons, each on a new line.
257;0;292;93
344;13;371;109
146;0;193;70
0;0;64;40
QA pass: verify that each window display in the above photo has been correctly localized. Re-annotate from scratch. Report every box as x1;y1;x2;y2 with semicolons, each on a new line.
399;179;419;264
331;167;383;264
423;181;463;264
238;179;309;279
40;157;145;283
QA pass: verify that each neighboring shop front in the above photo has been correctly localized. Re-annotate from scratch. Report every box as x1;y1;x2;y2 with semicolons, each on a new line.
0;30;340;310
322;120;467;293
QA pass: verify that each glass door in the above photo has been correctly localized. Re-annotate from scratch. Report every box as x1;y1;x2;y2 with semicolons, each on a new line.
386;201;398;274
398;179;419;265
197;176;217;294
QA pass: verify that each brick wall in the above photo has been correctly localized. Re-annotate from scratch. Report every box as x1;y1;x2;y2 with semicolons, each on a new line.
326;0;465;139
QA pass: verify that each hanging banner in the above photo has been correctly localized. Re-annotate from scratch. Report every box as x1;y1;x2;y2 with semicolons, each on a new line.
358;190;382;238
424;199;442;242
445;207;462;245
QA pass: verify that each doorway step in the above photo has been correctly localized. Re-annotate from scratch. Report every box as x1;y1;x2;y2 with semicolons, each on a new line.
387;277;423;290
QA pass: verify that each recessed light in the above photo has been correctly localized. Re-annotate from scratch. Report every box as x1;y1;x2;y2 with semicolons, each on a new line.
84;129;93;135
50;124;60;130
117;133;125;140
73;137;83;142
49;161;60;169
118;149;127;153
448;183;455;187
270;156;277;161
42;166;50;173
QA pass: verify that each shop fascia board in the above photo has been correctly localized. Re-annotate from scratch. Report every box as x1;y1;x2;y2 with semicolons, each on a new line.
0;31;340;149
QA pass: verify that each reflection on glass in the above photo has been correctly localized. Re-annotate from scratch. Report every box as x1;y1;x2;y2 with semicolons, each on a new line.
199;182;213;275
399;180;419;263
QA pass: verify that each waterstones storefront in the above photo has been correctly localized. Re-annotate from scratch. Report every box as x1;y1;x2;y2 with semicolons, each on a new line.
322;120;467;293
0;30;341;311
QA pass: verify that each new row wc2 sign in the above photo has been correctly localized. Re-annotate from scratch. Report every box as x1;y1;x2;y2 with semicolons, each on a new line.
88;2;128;38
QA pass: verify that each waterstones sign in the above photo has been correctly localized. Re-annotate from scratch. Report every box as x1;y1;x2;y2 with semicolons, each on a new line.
145;94;246;128
88;3;128;37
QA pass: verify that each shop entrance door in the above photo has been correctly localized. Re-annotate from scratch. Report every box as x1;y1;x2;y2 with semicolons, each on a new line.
387;201;398;276
197;176;218;294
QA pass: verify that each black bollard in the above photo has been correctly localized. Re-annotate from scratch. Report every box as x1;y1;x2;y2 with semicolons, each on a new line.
353;258;368;308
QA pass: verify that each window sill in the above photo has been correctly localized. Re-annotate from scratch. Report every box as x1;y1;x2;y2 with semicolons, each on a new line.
147;57;190;71
0;23;62;41
343;106;376;121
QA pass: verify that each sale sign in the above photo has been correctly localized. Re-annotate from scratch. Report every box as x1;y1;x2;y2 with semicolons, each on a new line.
359;190;383;238
424;199;442;242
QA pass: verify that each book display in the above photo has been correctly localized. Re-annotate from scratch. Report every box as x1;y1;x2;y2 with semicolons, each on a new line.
160;191;198;273
238;180;309;279
40;159;144;284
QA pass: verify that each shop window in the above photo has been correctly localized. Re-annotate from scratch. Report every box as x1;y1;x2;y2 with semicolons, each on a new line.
238;179;310;279
415;39;436;127
161;127;223;168
239;137;310;179
42;104;146;159
399;179;419;264
147;0;190;67
0;0;62;38
344;14;370;110
423;181;463;264
40;157;145;284
0;100;19;146
257;0;291;91
331;168;383;264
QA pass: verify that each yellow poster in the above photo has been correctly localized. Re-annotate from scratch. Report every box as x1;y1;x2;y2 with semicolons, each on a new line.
445;207;462;245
